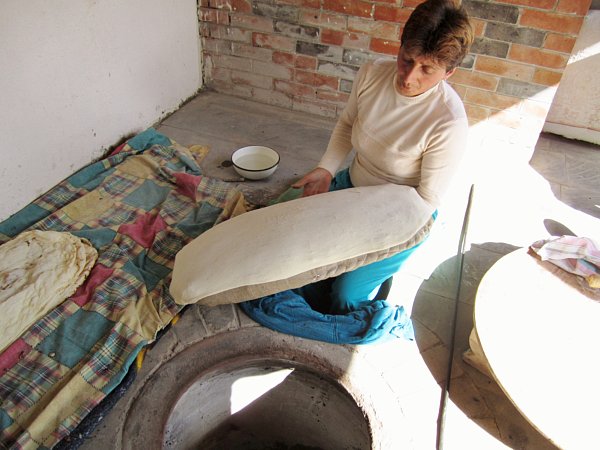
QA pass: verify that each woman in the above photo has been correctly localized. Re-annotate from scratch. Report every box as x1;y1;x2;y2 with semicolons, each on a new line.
292;0;474;313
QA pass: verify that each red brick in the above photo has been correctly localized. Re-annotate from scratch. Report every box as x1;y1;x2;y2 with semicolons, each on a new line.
321;29;345;46
532;68;563;86
471;19;486;38
274;80;316;98
232;42;272;61
300;11;347;30
199;0;210;7
215;54;251;71
349;19;399;40
557;0;592;15
210;67;231;83
323;0;372;18
465;88;521;110
402;0;421;7
203;37;233;55
342;32;371;49
544;33;576;54
494;0;555;8
347;17;374;33
203;22;216;38
450;68;499;91
295;55;318;70
463;103;490;125
253;61;294;80
231;13;273;32
509;44;569;70
370;38;400;56
199;8;220;23
220;25;253;43
210;0;232;10
273;51;295;67
519;10;584;35
231;0;252;12
474;56;535;81
252;32;296;52
374;5;412;23
292;98;338;117
231;69;273;89
279;0;319;7
295;70;339;90
200;23;212;38
226;82;254;98
316;89;350;104
450;83;467;99
302;0;321;8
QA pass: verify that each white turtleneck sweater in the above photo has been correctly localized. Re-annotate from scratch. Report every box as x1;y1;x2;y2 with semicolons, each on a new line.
318;58;469;209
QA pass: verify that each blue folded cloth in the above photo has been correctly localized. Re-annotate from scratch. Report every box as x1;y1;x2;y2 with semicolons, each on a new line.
239;290;414;345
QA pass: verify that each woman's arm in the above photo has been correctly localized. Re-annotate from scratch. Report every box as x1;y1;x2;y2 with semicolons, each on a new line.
417;118;469;208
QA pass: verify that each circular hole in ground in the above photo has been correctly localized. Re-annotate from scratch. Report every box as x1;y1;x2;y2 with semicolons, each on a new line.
163;359;371;450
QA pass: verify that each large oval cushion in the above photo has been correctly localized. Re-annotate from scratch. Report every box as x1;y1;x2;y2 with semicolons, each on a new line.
170;184;434;306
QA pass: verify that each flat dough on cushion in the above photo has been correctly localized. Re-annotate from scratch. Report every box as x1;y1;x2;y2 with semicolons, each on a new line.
170;184;434;307
0;230;98;352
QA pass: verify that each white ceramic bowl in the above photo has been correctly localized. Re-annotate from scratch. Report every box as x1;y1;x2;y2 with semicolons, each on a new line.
231;146;280;180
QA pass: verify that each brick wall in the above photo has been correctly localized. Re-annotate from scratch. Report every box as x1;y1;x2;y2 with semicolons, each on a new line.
199;0;592;152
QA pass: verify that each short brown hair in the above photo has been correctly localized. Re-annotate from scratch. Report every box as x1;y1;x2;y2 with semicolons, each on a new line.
401;0;473;71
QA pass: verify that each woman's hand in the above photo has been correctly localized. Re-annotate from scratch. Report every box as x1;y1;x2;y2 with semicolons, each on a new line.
291;167;333;197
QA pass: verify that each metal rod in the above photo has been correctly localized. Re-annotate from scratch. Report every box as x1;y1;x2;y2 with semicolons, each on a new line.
436;184;475;450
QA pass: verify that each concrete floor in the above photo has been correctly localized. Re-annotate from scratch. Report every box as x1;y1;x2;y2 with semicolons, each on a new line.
80;90;600;449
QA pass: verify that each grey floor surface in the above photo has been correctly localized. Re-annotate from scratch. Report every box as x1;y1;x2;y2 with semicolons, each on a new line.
81;89;600;450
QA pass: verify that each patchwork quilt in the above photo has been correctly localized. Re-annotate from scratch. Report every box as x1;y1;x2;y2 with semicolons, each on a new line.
0;129;248;449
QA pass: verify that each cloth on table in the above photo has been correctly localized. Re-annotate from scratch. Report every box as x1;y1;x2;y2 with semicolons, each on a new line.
0;128;248;449
0;230;97;353
530;236;600;288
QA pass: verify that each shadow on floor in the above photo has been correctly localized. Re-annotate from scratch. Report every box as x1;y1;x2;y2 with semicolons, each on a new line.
412;241;561;450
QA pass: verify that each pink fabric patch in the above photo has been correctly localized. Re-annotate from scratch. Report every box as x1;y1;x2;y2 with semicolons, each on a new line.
173;172;202;200
118;212;167;248
71;264;115;307
109;143;127;156
0;339;31;375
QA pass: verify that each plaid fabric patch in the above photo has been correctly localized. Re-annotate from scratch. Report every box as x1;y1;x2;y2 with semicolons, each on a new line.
80;323;144;392
34;184;85;213
147;228;189;268
159;188;204;225
21;302;82;351
36;309;115;369
149;281;181;323
86;270;144;318
0;129;248;449
99;172;141;201
0;350;69;416
197;176;241;205
34;211;86;233
91;201;139;229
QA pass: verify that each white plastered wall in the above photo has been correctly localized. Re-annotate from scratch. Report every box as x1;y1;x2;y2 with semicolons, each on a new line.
0;0;202;222
543;9;600;145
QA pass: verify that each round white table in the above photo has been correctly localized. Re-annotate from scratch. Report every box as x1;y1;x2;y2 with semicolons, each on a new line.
472;248;600;450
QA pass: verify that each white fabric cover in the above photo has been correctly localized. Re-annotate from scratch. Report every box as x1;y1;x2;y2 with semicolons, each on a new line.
170;184;434;306
0;230;98;352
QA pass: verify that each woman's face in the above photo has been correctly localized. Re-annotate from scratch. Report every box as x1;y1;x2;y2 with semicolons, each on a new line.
396;46;455;97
